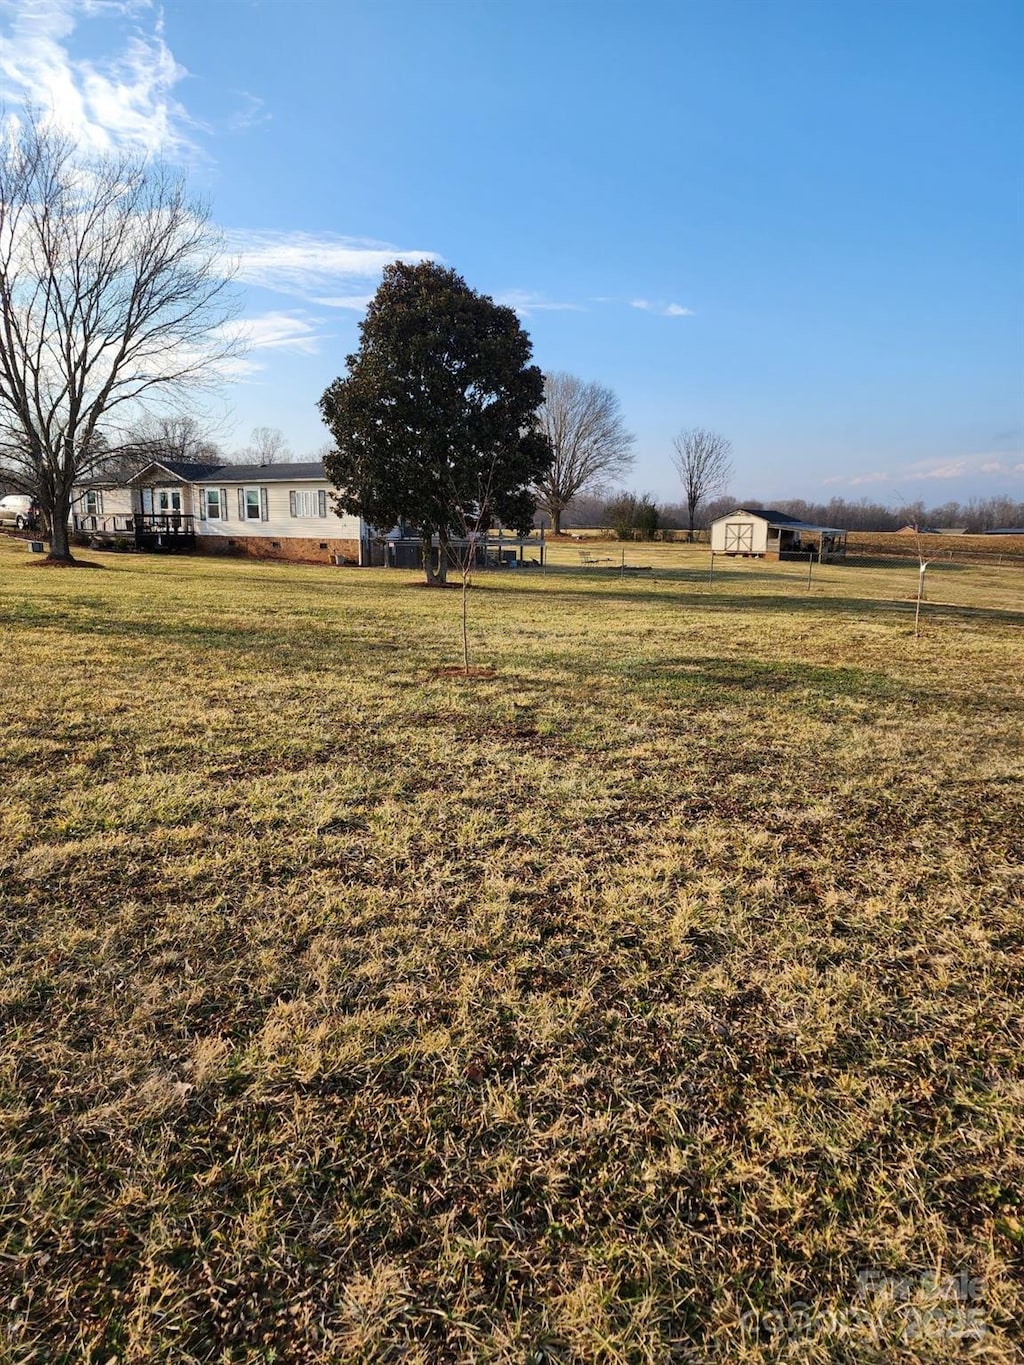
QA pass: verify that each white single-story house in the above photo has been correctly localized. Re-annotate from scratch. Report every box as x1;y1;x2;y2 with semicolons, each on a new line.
710;508;848;561
72;459;368;564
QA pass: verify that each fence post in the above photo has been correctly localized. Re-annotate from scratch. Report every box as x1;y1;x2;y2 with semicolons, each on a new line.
807;552;813;589
708;552;715;586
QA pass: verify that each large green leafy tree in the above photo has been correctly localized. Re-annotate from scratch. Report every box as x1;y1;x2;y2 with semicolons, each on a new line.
318;262;553;584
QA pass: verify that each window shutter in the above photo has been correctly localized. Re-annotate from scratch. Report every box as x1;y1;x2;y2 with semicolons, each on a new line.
97;491;104;515
318;489;327;518
238;488;245;520
289;491;297;517
198;491;206;521
260;487;269;521
221;488;228;520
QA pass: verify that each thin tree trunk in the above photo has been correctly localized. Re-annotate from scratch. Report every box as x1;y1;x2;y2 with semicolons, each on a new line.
461;562;470;673
437;529;449;585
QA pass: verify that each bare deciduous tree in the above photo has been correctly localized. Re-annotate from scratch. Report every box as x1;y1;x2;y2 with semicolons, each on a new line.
238;425;292;466
672;427;734;540
893;493;935;639
534;372;635;535
111;413;223;480
0;114;239;561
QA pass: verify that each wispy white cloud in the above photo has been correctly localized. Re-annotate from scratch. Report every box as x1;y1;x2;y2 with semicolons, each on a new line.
903;454;1020;481
208;311;329;380
226;230;440;303
311;294;375;312
236;312;325;355
631;298;695;317
494;289;583;317
824;454;1021;488
913;459;971;480
821;471;891;487
980;459;1009;474
0;0;197;156
226;91;270;134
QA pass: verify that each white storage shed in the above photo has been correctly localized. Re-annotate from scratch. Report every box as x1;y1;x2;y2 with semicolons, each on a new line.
710;508;847;561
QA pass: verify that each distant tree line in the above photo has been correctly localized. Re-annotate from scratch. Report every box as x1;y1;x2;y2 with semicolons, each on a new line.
558;491;1024;535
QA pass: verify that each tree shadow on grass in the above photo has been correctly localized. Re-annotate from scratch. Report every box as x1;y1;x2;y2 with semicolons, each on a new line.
531;582;1024;625
611;655;915;707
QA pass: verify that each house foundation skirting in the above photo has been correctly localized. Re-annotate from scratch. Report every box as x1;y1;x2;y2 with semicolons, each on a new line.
195;535;362;564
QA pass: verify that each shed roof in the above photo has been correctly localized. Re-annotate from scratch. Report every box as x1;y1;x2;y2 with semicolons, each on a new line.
730;507;847;535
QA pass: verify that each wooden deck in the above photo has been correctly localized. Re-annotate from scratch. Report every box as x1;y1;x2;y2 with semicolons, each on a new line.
73;513;197;552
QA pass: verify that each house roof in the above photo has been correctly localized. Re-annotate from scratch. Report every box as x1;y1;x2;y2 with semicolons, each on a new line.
193;461;328;485
128;459;330;485
129;459;226;484
732;507;847;535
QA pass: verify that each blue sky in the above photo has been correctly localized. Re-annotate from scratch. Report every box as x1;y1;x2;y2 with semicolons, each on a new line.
2;0;1021;504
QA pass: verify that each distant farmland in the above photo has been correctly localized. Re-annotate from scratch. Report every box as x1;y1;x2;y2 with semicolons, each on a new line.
1;535;1021;1363
845;529;1024;563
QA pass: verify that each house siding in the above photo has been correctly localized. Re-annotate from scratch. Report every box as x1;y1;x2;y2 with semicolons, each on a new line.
70;486;135;523
193;483;365;562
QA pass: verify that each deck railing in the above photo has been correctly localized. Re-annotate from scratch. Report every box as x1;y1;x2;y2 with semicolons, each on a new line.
132;513;196;535
72;513;135;535
72;512;197;548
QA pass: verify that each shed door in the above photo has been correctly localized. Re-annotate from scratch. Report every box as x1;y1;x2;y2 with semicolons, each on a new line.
724;522;754;552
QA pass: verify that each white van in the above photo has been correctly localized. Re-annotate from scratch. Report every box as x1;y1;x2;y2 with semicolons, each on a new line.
0;494;37;530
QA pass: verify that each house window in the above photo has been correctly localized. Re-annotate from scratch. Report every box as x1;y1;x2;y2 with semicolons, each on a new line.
289;488;329;518
239;487;268;521
157;488;182;514
85;489;102;516
205;488;222;520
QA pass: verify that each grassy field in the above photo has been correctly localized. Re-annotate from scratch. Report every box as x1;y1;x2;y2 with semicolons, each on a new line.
547;529;1024;570
1;534;1022;1363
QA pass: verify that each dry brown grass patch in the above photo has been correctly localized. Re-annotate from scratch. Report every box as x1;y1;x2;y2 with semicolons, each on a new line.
0;538;1020;1362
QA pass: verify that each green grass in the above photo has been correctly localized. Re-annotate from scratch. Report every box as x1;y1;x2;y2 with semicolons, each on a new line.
1;536;1022;1362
